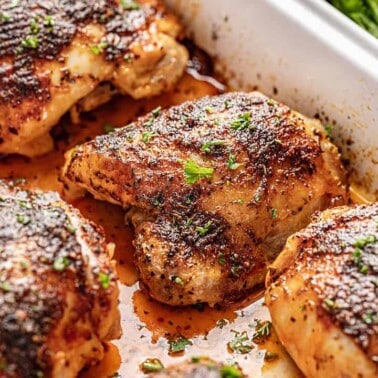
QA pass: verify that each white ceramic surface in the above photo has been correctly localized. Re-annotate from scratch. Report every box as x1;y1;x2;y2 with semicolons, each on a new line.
167;0;378;199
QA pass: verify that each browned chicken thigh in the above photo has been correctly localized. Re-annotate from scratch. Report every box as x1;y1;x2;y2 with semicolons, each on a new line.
0;0;187;156
266;204;378;378
0;184;120;378
62;92;347;306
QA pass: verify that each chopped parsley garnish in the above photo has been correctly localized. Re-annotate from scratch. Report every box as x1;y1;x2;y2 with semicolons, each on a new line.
21;35;39;49
141;131;158;143
90;41;108;55
123;53;132;62
121;0;140;10
191;356;201;363
216;318;228;328
228;330;253;354
267;98;275;106
271;208;278;219
173;276;185;286
224;100;230;109
65;222;76;234
0;282;10;292
140;358;164;373
44;15;54;28
264;351;279;362
324;124;333;139
53;256;70;272
103;123;115;134
168;337;192;353
252;320;272;343
19;200;31;209
351;235;376;272
227;153;240;170
323;298;335;309
99;272;110;289
30;18;40;34
151;106;162;117
1;11;10;22
218;252;226;265
362;312;378;324
204;106;215;113
16;213;30;225
220;365;243;378
230;113;252;130
201;140;225;153
353;235;377;248
196;221;212;236
183;160;214;184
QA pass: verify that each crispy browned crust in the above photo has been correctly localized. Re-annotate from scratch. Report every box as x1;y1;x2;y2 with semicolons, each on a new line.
63;92;347;306
0;184;118;377
267;203;378;362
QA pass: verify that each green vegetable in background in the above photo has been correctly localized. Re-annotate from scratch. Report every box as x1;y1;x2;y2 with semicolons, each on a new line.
329;0;378;38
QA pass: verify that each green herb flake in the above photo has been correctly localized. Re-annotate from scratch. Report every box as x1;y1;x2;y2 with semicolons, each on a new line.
252;320;272;343
191;356;201;363
264;351;279;362
216;318;227;329
362;312;378;324
141;131;158;143
228;330;253;354
16;213;30;225
220;364;243;378
230;263;241;277
324;124;333;139
90;42;108;55
121;0;140;10
66;222;76;234
30;18;40;34
323;298;335;310
0;282;10;292
173;276;185;286
19;200;31;209
123;53;132;62
44;15;54;28
267;98;275;106
140;358;164;373
0;11;10;22
360;265;368;274
151;106;162;117
21;35;39;49
230;113;252;131
99;272;110;289
353;235;377;248
271;208;278;219
168;337;192;353
103;123;115;134
227;153;240;170
183;160;214;185
196;221;212;236
201;140;225;153
218;252;226;265
205;106;215;114
53;256;70;272
224;100;230;109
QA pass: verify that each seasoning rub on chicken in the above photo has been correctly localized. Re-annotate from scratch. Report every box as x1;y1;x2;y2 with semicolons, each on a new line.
0;184;120;378
62;92;347;307
266;204;378;378
0;0;188;157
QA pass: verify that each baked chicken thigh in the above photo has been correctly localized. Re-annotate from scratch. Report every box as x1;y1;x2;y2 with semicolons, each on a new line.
266;204;378;378
0;0;187;156
0;184;120;378
62;92;347;306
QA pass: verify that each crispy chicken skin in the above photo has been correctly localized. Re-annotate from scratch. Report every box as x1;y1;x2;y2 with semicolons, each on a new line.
265;204;378;378
0;184;120;378
0;0;187;157
150;357;245;378
62;92;347;306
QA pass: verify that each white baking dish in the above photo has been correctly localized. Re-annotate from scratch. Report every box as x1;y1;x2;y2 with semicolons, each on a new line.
167;0;378;200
